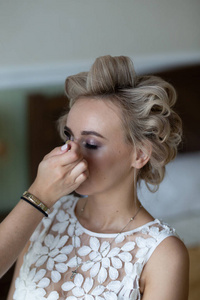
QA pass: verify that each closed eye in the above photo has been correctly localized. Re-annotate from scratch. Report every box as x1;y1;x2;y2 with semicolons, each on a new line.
83;141;99;150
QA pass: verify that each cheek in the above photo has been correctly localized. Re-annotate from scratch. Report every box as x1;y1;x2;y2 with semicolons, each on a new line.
85;148;130;178
85;151;109;174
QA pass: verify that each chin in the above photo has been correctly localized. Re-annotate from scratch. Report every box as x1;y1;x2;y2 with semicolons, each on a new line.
74;189;88;197
75;181;99;197
74;181;91;196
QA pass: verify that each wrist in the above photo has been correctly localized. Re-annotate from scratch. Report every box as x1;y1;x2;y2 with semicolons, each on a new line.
22;191;50;217
28;185;54;209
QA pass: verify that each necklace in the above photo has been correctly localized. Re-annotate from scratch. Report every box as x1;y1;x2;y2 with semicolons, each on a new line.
70;200;142;280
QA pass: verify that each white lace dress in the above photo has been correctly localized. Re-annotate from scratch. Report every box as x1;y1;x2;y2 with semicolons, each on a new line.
13;195;178;300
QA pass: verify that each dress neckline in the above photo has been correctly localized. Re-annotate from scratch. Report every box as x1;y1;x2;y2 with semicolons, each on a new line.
70;197;158;238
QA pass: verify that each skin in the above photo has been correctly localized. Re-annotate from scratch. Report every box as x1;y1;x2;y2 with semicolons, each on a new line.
7;97;189;300
66;98;152;233
1;142;88;279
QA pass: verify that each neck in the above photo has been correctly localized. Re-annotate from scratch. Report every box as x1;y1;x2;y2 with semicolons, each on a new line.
77;188;141;233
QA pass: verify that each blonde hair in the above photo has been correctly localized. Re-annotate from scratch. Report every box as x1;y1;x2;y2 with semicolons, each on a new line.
59;55;182;192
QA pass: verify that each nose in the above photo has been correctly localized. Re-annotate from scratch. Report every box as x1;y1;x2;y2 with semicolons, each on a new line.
68;137;86;157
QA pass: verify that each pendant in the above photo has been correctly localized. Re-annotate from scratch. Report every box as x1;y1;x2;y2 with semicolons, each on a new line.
70;269;78;279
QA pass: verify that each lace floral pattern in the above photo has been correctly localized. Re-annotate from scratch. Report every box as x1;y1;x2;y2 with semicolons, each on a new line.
13;195;177;300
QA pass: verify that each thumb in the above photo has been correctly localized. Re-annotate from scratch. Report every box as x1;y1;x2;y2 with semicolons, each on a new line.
44;142;71;160
61;141;71;152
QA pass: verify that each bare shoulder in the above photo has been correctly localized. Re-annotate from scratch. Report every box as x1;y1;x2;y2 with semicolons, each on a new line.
141;236;189;300
152;235;189;265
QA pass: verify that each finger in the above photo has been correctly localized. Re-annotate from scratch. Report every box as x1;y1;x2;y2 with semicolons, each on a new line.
59;142;83;166
69;159;88;181
67;141;81;154
74;172;88;187
44;145;69;160
44;141;80;162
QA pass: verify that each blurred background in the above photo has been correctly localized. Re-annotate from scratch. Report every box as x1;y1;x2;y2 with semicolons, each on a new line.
0;1;200;299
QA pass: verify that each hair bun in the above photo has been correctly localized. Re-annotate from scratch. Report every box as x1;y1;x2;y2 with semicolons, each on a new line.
86;55;136;94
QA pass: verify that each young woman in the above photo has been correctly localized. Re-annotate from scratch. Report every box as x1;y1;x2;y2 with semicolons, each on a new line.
6;55;189;299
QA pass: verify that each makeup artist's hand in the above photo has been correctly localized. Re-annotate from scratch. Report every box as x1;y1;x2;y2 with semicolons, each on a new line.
0;141;88;279
28;141;88;207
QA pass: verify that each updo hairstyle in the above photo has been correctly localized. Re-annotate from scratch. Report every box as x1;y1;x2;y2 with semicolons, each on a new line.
59;55;182;192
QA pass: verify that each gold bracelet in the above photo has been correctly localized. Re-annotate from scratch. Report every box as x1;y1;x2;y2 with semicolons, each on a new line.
22;191;50;217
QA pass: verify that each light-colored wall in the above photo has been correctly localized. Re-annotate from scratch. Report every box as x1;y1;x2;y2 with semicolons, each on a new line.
0;0;200;212
0;0;200;68
1;0;200;89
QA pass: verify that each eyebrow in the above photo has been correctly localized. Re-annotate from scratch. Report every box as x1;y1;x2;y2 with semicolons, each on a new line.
81;130;106;139
64;126;106;139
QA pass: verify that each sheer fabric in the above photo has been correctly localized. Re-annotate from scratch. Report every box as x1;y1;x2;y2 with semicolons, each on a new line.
13;195;178;300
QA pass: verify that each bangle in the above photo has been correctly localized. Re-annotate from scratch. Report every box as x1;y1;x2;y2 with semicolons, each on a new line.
21;191;50;217
21;197;49;217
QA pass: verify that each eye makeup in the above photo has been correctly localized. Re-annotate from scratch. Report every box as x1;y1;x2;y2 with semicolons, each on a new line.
63;125;105;150
82;139;101;150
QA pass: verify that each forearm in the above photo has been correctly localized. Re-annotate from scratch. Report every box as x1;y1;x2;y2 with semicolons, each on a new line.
0;199;43;278
0;143;88;278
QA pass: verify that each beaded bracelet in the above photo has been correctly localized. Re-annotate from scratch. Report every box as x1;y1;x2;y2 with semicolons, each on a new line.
21;191;50;217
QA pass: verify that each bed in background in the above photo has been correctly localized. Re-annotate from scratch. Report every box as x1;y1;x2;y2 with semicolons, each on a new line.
138;64;200;247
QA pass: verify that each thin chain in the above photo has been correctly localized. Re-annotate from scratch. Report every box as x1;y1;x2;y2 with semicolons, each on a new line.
70;200;142;279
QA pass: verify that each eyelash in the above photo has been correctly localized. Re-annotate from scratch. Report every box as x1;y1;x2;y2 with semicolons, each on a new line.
83;142;99;150
64;130;72;141
64;129;99;150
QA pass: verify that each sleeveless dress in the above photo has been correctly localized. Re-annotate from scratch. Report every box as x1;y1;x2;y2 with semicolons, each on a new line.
13;195;178;300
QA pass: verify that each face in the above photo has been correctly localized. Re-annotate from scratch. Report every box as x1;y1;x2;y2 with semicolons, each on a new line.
65;97;136;196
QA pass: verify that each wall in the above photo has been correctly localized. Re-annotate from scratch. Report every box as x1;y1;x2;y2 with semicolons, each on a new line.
0;0;200;67
0;0;200;89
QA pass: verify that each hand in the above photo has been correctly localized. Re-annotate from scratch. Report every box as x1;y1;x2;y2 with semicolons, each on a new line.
28;142;88;207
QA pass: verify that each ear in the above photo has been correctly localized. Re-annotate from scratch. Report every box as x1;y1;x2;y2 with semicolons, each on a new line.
131;144;152;169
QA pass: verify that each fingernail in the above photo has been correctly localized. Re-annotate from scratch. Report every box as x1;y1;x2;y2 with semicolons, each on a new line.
61;143;69;151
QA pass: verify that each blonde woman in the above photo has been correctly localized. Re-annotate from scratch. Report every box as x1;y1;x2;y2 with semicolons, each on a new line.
6;55;189;300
